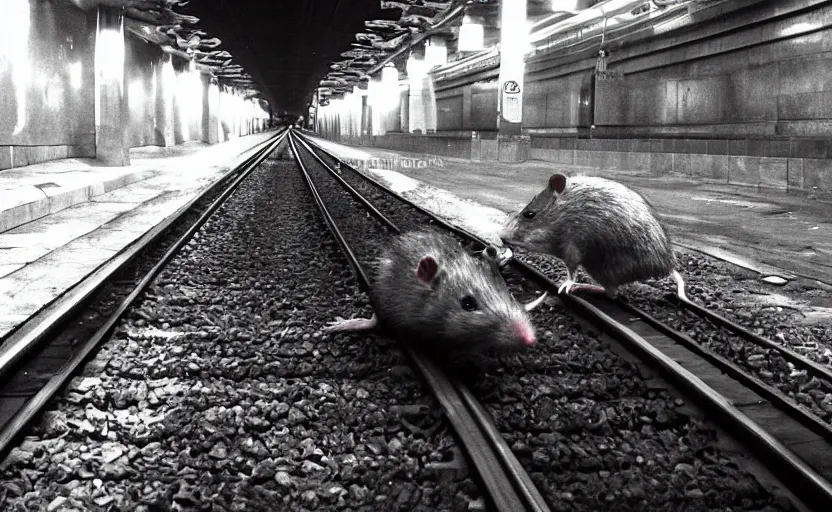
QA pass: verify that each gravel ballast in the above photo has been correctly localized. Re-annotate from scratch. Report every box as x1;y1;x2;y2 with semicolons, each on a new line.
508;245;832;429
0;153;483;511
296;142;798;511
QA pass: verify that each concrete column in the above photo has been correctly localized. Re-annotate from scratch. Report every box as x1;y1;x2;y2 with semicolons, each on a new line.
409;78;426;134
200;75;220;144
155;55;176;146
201;74;210;143
208;80;220;143
400;86;410;132
422;77;437;133
361;95;371;144
94;5;129;165
497;0;529;162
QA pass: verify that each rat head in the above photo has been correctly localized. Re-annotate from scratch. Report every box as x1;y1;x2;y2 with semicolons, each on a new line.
500;173;569;253
410;248;544;352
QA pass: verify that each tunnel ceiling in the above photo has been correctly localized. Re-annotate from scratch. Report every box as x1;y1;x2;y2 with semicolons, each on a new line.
178;0;418;116
69;0;724;117
70;0;461;115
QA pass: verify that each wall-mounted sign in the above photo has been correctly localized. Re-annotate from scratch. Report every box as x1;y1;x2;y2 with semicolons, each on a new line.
503;80;520;94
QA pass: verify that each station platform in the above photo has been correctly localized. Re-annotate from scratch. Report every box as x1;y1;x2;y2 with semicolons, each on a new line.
0;131;276;339
304;134;832;290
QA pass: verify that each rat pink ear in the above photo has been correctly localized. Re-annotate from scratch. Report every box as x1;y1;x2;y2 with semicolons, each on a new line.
548;173;567;194
416;255;439;286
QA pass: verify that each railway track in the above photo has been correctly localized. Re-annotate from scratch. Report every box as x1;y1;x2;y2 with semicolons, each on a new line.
0;130;489;510
294;129;832;511
0;128;289;458
0;124;825;510
287;132;550;512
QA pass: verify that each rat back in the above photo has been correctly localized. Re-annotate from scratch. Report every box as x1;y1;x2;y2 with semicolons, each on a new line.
503;175;676;289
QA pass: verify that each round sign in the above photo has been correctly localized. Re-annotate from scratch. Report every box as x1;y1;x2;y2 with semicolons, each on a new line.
504;80;520;94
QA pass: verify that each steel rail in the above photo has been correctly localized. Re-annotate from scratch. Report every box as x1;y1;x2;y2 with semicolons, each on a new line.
672;294;832;382
296;131;832;511
0;130;288;458
0;128;288;381
616;296;832;442
288;131;551;512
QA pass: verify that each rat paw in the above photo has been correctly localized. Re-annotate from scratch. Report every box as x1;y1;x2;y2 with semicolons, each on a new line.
323;315;377;333
558;279;578;294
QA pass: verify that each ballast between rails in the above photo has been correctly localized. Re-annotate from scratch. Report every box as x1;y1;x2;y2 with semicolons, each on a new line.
287;131;553;512
0;129;289;459
293;129;832;511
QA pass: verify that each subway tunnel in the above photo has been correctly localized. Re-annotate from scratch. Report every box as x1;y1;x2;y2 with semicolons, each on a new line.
2;1;832;511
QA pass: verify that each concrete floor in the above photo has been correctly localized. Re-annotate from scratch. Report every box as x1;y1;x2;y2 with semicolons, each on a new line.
0;132;276;338
307;136;832;288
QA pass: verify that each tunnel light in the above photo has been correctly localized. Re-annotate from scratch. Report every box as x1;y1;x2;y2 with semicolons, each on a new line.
381;64;399;88
501;0;528;77
424;39;447;68
95;28;125;85
176;65;203;138
406;54;426;85
128;79;144;110
458;20;484;52
0;0;31;135
68;62;83;90
45;84;63;109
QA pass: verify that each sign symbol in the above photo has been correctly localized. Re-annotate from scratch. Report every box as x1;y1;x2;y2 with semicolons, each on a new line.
504;80;520;94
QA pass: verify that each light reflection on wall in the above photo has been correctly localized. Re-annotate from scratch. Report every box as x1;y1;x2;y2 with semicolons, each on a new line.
216;88;268;141
94;24;125;130
95;29;125;85
176;63;203;141
68;62;83;90
0;0;32;135
128;79;144;111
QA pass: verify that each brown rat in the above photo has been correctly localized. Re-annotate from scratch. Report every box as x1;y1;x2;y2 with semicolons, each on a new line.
500;173;687;300
325;227;547;357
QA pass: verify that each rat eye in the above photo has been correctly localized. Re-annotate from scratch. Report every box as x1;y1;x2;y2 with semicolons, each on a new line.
523;211;536;219
460;295;478;311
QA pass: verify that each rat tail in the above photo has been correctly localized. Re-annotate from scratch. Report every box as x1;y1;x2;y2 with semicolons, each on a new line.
671;270;688;301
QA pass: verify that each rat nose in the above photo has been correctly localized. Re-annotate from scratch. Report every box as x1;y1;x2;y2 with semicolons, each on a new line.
513;320;536;346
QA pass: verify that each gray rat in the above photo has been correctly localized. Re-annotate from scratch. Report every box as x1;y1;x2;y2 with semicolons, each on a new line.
500;173;687;300
325;227;547;354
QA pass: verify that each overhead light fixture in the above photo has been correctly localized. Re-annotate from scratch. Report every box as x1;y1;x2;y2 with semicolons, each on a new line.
381;63;399;87
457;17;484;52
424;38;447;68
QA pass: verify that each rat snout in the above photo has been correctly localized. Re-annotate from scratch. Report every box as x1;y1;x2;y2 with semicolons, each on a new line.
513;320;536;346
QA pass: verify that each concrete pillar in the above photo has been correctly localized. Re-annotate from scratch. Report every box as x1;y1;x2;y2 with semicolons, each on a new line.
155;55;176;147
207;80;220;143
422;77;437;133
94;5;129;165
201;74;210;143
361;95;371;144
409;78;426;134
400;86;410;132
497;0;530;162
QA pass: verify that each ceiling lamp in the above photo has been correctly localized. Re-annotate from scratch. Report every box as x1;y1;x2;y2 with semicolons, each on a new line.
381;63;399;87
406;54;425;81
424;38;447;68
457;17;484;52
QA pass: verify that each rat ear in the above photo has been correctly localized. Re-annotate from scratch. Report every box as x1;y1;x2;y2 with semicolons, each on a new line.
416;255;439;286
548;173;567;194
